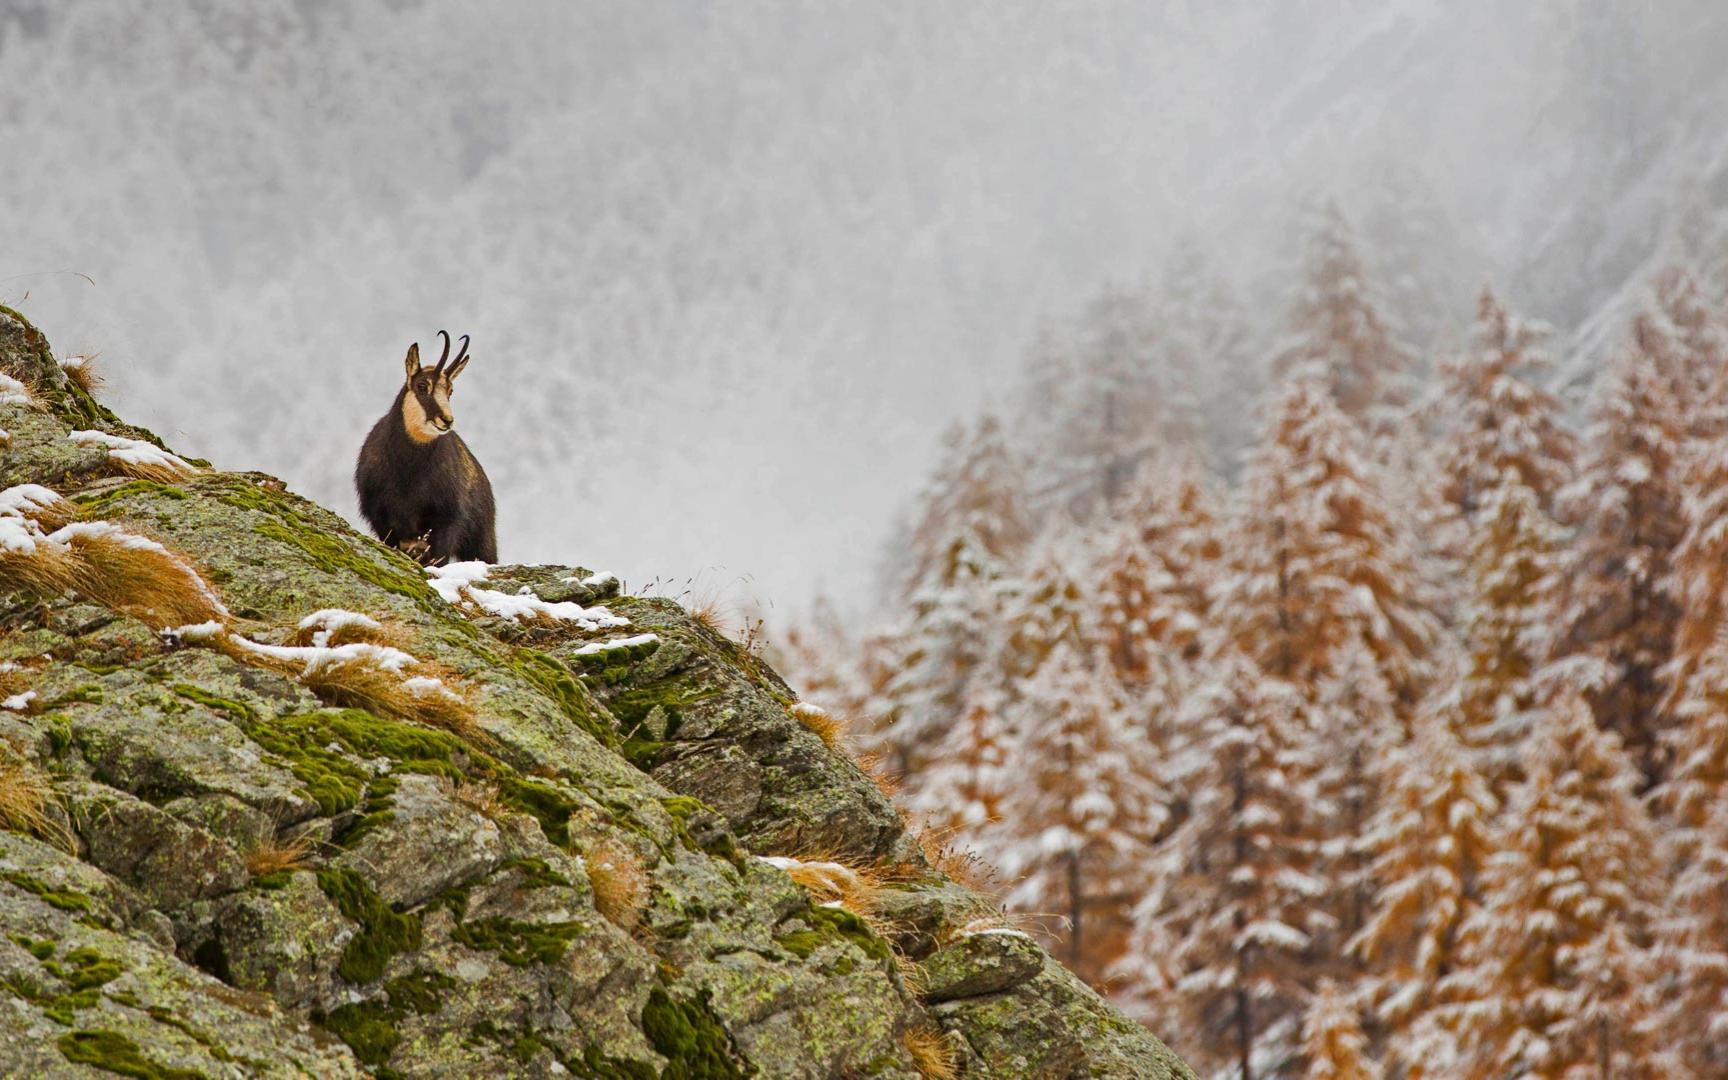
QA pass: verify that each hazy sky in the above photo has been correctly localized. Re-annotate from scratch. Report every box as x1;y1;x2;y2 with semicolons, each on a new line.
3;0;1724;613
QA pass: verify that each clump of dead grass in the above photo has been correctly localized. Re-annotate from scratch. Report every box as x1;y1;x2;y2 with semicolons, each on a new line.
902;1025;960;1080
586;836;650;932
307;658;476;736
244;831;314;877
55;523;228;628
0;751;73;852
914;824;999;895
68;430;201;483
788;701;848;750
58;353;103;397
286;609;406;650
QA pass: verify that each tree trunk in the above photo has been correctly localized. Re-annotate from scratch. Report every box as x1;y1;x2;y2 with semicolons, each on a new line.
1067;849;1083;969
1236;985;1253;1080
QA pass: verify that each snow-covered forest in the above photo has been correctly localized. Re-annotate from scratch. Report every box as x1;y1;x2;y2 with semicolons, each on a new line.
783;208;1728;1076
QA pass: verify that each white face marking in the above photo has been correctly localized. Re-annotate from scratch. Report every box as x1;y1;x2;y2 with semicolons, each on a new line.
401;376;454;443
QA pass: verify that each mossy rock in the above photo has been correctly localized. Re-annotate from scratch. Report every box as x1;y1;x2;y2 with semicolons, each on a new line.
0;309;1196;1079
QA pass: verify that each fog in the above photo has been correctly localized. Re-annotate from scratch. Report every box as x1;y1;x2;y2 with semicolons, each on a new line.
3;0;1725;611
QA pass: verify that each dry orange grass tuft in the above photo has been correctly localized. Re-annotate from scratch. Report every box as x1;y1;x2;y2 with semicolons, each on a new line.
58;354;104;397
853;749;904;800
788;701;847;750
244;831;314;877
0;538;80;599
302;656;476;737
586;836;650;932
915;825;998;895
0;752;73;852
55;525;227;629
902;1025;960;1080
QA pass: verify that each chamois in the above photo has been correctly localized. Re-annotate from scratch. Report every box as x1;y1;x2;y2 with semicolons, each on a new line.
355;331;497;565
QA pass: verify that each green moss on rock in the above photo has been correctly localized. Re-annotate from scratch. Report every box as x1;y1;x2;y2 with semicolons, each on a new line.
57;1029;206;1080
316;868;423;984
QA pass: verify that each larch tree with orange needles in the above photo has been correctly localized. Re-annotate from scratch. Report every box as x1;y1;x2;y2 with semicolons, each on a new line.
900;413;1032;603
872;528;1009;785
1434;690;1669;1080
1654;799;1728;1075
1551;339;1687;782
1272;201;1416;428
1129;649;1331;1080
1442;472;1567;789
1435;286;1575;520
996;640;1164;987
1631;266;1728;439
1301;981;1381;1080
1350;714;1496;1075
1212;369;1437;713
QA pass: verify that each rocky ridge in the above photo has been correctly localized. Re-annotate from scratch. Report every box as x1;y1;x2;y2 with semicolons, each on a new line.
0;306;1194;1078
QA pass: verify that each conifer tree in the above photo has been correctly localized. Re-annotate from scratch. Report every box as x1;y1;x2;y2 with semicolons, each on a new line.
1435;286;1575;518
1157;240;1261;474
997;640;1164;985
905;683;1012;841
1130;650;1330;1080
871;529;1006;782
1655;799;1728;1075
1017;288;1172;516
1435;690;1666;1079
1444;473;1567;785
1214;369;1436;709
1272;201;1415;426
1313;643;1400;952
1302;982;1381;1080
1631;266;1728;438
900;413;1031;602
1350;714;1496;1071
1553;340;1687;779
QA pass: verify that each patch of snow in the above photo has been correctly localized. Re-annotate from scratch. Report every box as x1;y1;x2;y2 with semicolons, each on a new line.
0;485;68;521
0;373;32;407
0;515;44;555
68;429;197;476
568;632;659;656
1;690;36;712
427;561;629;629
229;635;417;677
296;608;383;647
788;702;830;722
567;570;618;589
962;926;1034;941
164;620;226;643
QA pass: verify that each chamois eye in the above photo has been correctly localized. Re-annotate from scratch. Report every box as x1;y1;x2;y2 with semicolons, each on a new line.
415;380;428;393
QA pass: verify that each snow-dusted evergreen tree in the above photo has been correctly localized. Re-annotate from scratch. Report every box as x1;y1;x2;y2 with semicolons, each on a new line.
997;640;1164;985
870;529;1006;783
1435;689;1668;1079
1313;642;1400;950
1441;472;1567;786
1272;201;1416;427
1214;368;1436;710
1552;339;1687;779
1350;714;1496;1073
905;683;1012;840
1301;982;1381;1080
1435;285;1575;518
900;413;1032;602
1631;266;1728;438
1087;452;1223;739
1655;799;1728;1075
1131;650;1330;1080
1156;239;1262;475
1017;288;1173;518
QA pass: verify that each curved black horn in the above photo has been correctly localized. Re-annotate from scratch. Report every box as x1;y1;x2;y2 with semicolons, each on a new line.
451;334;470;370
432;330;452;379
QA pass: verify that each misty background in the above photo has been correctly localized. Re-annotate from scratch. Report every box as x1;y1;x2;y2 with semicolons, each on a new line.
3;0;1726;614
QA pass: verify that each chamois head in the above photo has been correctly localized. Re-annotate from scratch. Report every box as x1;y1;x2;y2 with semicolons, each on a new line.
399;331;473;443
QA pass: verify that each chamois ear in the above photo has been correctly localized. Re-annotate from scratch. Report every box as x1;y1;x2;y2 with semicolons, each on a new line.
447;335;471;380
403;343;421;381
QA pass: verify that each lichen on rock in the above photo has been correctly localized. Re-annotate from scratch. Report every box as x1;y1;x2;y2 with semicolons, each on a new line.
0;307;1194;1078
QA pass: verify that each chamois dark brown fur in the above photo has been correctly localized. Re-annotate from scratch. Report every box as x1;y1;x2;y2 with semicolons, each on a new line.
356;331;497;565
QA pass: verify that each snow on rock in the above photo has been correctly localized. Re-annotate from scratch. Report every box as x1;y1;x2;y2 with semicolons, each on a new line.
69;429;198;476
568;632;659;656
0;515;45;556
296;608;383;646
1;690;36;712
0;373;32;407
228;635;417;677
428;560;629;629
0;484;69;521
